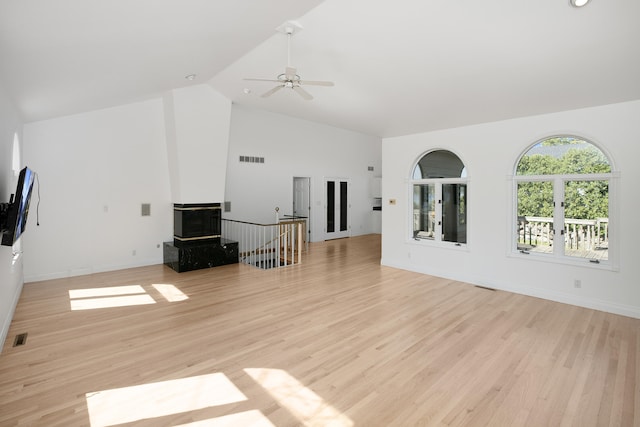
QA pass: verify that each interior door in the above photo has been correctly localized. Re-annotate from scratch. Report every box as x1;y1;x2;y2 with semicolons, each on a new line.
325;178;350;240
293;177;311;241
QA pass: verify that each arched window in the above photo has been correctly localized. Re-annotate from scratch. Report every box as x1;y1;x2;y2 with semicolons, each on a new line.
514;135;614;265
411;150;467;245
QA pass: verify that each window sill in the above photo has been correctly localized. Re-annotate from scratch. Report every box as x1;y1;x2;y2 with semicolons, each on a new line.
509;250;617;271
408;237;469;251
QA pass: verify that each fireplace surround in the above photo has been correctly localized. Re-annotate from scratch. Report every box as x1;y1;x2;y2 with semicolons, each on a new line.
163;202;238;272
173;203;221;246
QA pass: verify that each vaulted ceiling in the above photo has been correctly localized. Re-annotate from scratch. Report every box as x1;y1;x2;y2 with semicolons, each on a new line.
2;0;639;138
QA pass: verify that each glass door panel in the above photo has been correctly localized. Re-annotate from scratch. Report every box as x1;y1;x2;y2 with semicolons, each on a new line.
564;180;609;261
327;181;335;233
413;184;435;239
442;184;467;243
516;181;554;254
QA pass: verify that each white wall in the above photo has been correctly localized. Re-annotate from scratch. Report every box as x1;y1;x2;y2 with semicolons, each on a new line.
382;100;640;318
0;83;24;352
224;104;382;241
22;99;173;282
164;85;231;203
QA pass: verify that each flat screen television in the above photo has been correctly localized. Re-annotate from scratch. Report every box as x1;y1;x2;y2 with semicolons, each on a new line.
1;166;36;247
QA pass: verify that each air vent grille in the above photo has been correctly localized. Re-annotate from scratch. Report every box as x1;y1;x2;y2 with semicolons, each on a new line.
239;156;265;164
13;332;28;347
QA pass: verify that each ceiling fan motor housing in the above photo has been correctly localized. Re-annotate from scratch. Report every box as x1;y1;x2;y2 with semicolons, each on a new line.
243;20;333;100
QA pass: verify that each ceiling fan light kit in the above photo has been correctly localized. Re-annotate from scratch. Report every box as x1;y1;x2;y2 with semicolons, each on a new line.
243;20;334;101
570;0;591;7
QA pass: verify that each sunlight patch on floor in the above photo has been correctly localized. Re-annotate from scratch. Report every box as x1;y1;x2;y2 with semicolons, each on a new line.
153;283;189;302
70;294;156;310
86;373;247;427
244;368;354;427
69;285;154;310
68;283;189;310
175;410;275;427
69;285;146;298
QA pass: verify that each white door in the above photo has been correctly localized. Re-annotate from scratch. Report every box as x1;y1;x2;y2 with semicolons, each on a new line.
325;178;350;240
293;177;311;241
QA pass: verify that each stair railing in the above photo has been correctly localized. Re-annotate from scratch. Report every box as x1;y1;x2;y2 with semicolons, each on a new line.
222;218;305;269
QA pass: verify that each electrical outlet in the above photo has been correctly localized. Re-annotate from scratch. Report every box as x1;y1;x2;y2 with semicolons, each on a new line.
574;279;581;288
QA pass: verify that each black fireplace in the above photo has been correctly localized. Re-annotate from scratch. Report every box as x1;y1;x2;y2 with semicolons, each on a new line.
173;203;221;246
164;202;238;272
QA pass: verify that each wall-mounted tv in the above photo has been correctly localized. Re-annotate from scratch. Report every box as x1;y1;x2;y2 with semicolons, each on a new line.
1;166;36;247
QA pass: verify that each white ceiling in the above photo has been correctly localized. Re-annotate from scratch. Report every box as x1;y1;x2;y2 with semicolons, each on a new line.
0;0;324;123
2;0;639;138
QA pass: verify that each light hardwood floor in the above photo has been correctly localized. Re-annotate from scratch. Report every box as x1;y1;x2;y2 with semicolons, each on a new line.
0;234;638;426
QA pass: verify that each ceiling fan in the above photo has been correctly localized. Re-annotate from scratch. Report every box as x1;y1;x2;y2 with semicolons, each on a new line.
244;22;334;101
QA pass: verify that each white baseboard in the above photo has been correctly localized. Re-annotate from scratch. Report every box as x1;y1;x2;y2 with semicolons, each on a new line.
381;258;640;319
24;257;163;283
0;280;24;354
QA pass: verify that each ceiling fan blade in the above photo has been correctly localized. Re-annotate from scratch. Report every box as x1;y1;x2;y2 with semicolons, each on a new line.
285;67;297;79
244;78;282;83
293;86;313;101
299;80;334;87
261;85;284;98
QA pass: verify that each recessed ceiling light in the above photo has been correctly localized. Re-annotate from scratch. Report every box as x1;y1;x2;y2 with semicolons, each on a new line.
570;0;590;7
243;88;251;94
185;74;197;81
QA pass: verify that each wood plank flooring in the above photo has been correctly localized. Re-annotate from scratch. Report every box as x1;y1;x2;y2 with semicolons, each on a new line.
1;234;638;426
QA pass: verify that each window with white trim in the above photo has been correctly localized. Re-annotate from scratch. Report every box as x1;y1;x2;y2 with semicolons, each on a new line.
411;150;467;245
514;136;613;265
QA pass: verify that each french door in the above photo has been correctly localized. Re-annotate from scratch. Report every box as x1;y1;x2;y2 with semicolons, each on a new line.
325;178;350;240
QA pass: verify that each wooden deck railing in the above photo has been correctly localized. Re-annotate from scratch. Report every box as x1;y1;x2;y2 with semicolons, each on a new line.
518;216;609;252
222;218;305;269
